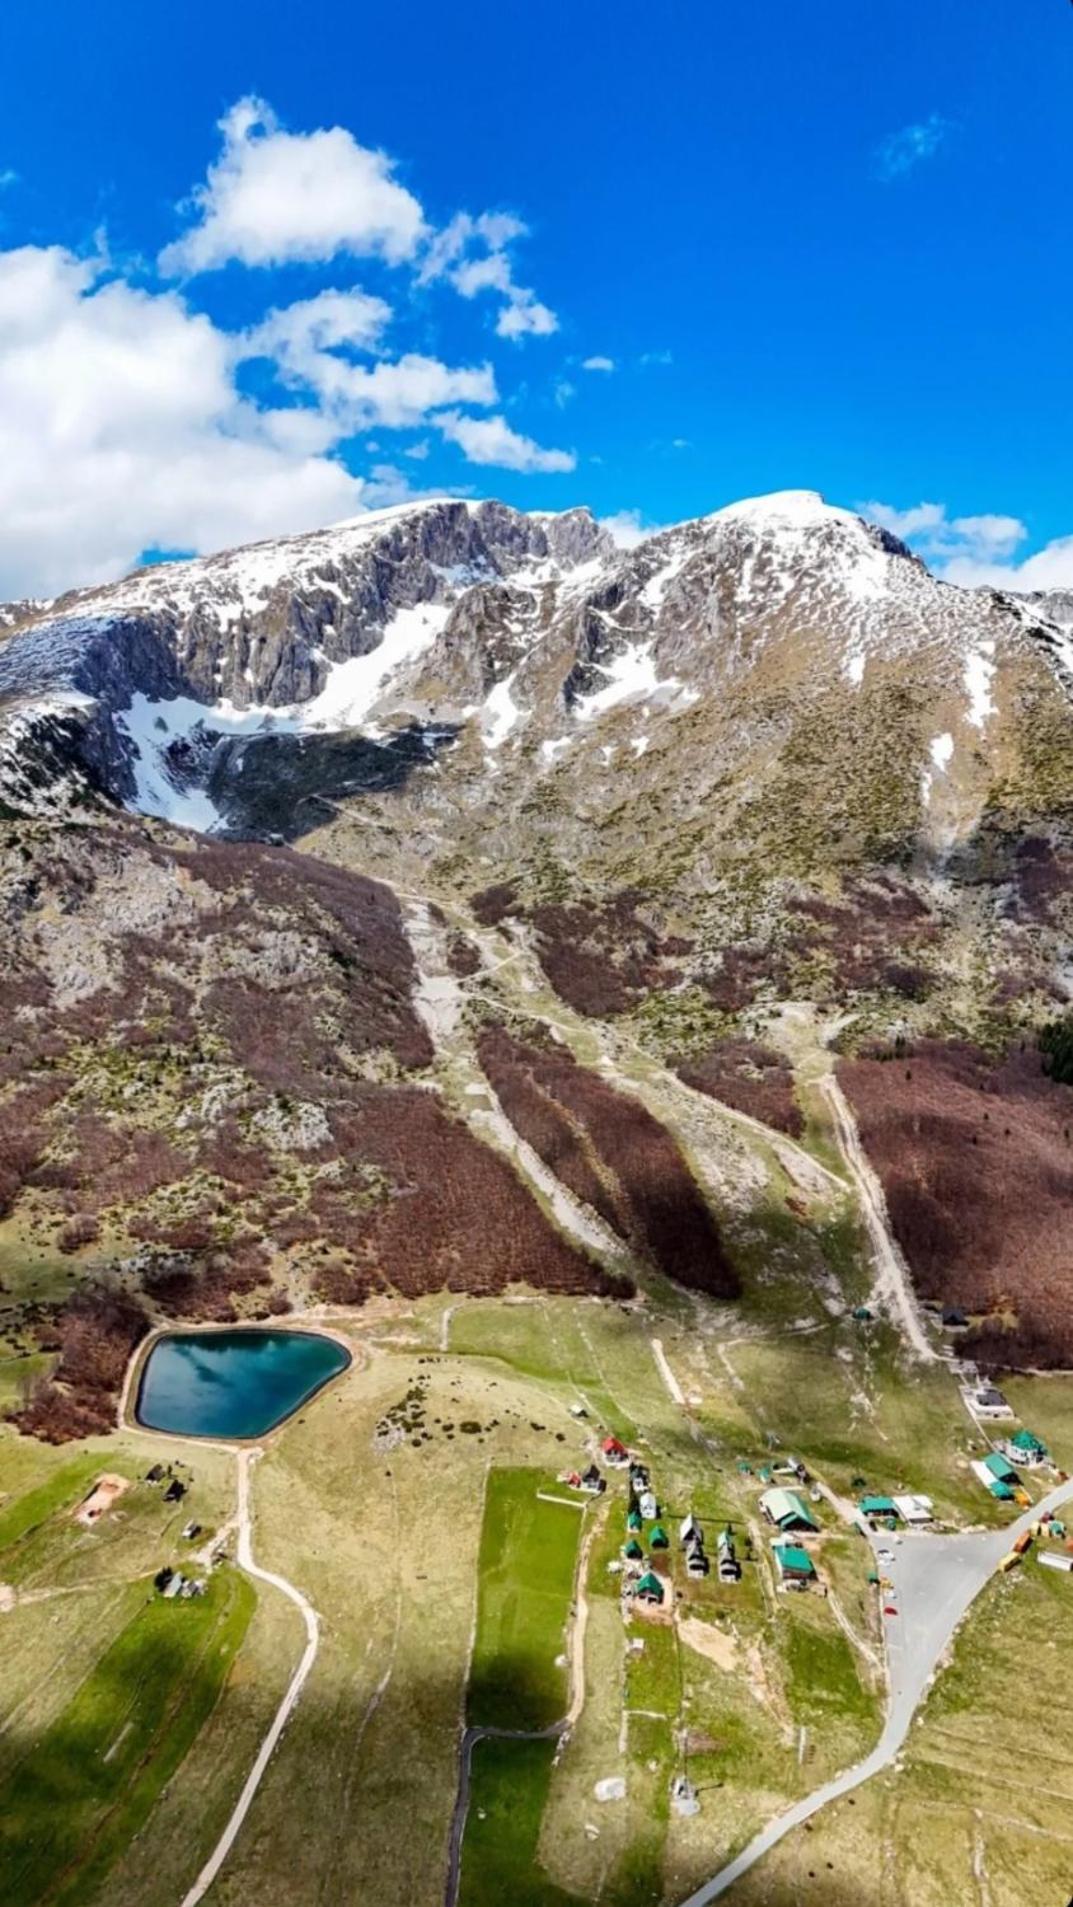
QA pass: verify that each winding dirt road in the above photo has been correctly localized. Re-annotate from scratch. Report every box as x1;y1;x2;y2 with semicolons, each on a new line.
178;1447;320;1907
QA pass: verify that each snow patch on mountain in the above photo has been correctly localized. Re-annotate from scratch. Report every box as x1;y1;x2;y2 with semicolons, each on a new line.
573;642;680;720
483;672;525;748
964;642;996;728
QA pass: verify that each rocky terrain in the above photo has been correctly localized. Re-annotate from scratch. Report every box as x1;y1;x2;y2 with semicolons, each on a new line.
5;487;1073;1398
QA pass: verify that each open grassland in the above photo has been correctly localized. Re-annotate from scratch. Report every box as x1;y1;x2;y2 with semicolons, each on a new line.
1002;1371;1073;1471
468;1466;584;1729
462;1736;581;1907
0;1567;254;1907
0;1282;1052;1907
725;1552;1073;1906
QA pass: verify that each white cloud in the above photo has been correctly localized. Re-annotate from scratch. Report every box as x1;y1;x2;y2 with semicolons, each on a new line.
861;497;1073;592
436;411;575;473
244;290;497;429
600;508;662;549
0;245;377;598
581;355;614;373
553;379;576;409
873;114;952;182
496;294;558;339
418;208;558;342
862;500;1027;563
0;101;579;598
246;285;392;361
160;96;427;274
940;538;1073;593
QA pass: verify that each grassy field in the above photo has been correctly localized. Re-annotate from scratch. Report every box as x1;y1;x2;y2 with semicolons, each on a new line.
461;1736;581;1907
0;1283;1063;1907
468;1467;585;1730
725;1551;1073;1905
0;1567;254;1907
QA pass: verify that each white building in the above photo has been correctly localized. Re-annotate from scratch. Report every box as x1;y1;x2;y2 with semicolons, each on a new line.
892;1494;934;1525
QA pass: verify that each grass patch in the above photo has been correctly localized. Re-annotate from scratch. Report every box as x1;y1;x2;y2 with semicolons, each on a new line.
0;1453;107;1553
0;1565;254;1907
468;1468;583;1730
460;1735;582;1907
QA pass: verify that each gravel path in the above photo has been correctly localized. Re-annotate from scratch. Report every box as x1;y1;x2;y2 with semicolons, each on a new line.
818;1070;936;1361
178;1447;320;1907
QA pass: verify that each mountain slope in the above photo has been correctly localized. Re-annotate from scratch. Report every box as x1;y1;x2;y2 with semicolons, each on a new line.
5;488;1073;1376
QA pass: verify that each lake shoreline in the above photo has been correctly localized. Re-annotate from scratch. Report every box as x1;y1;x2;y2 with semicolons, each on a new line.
132;1325;353;1442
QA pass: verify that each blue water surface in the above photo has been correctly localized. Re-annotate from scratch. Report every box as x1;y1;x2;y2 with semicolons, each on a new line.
136;1328;350;1438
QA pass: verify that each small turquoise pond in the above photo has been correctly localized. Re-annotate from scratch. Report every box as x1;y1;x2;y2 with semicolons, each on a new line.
136;1329;350;1439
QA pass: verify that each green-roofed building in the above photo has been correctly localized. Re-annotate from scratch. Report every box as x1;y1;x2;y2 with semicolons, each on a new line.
773;1544;816;1583
858;1495;898;1518
650;1524;669;1550
760;1487;819;1534
984;1451;1019;1487
634;1571;665;1605
627;1509;643;1532
1006;1429;1048;1467
989;1479;1016;1502
624;1538;644;1560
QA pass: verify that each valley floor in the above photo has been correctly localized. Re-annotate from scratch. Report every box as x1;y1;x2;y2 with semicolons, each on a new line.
2;1280;1072;1907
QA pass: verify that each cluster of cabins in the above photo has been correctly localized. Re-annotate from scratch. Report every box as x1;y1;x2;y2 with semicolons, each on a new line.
759;1485;822;1589
622;1457;669;1605
856;1492;935;1530
971;1431;1049;1505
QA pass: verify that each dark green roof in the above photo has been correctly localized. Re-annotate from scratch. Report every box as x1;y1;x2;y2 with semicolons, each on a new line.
624;1538;643;1559
984;1451;1018;1483
634;1570;664;1600
859;1495;897;1515
774;1544;815;1576
627;1509;643;1531
650;1524;669;1547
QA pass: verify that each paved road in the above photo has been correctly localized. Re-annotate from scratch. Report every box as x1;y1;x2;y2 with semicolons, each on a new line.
179;1447;320;1907
677;1477;1073;1904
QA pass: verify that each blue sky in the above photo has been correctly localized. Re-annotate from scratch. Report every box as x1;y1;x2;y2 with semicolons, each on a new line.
0;0;1070;596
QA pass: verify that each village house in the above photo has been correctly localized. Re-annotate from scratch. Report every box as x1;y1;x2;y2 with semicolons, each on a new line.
715;1525;741;1582
633;1571;665;1606
892;1493;934;1525
689;1547;712;1578
971;1452;1021;1501
772;1456;808;1482
602;1436;630;1468
649;1523;669;1550
623;1537;644;1561
638;1488;659;1523
680;1514;703;1547
1039;1552;1073;1574
580;1463;606;1494
858;1494;899;1524
970;1385;1014;1420
759;1487;818;1535
1003;1428;1048;1469
773;1543;816;1588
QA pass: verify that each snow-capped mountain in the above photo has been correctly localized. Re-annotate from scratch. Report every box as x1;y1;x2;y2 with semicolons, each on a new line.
1;487;1071;849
